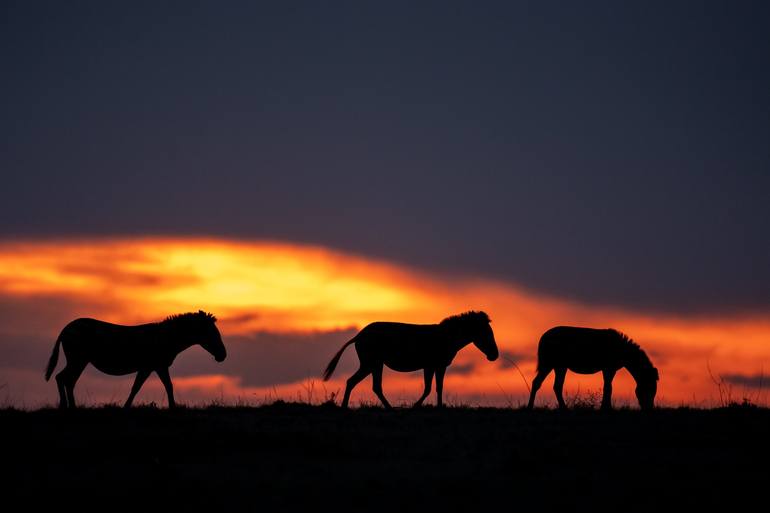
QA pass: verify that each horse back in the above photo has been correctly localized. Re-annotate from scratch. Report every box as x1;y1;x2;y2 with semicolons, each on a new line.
59;318;163;374
537;326;623;373
357;322;439;348
61;318;155;342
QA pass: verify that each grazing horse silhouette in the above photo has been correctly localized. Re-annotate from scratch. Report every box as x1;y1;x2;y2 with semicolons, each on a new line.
45;311;226;409
322;311;498;408
527;326;659;410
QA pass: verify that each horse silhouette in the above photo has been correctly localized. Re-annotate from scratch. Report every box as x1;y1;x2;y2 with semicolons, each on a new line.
527;326;659;410
44;311;226;408
322;311;498;408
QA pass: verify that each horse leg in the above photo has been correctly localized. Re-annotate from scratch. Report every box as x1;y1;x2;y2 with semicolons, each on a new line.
553;368;567;409
435;367;446;407
371;364;392;409
57;360;87;409
527;368;551;409
601;369;616;410
156;367;176;409
55;370;68;409
124;369;151;408
341;366;371;408
413;368;434;408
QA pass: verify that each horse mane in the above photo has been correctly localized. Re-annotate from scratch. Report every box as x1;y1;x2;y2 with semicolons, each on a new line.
612;329;659;380
439;310;491;327
162;310;217;325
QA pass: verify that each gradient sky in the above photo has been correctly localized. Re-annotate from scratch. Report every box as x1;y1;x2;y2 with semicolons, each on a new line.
2;2;769;407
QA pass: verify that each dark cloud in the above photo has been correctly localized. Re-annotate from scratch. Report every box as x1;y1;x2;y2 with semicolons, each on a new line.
0;295;100;335
2;3;770;313
497;351;532;369
722;373;768;389
0;333;55;376
219;312;261;326
0;294;122;375
447;363;475;376
53;261;199;288
172;330;359;387
642;343;716;368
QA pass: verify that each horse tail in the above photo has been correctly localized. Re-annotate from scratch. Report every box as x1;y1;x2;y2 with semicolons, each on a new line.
535;330;553;372
45;338;62;381
535;343;546;372
322;335;358;381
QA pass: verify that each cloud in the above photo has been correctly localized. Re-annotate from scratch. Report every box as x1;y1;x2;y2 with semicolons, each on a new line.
497;350;532;369
0;294;101;335
172;329;359;387
447;363;475;376
53;261;199;289
722;373;768;389
1;236;770;407
4;2;770;317
0;238;429;332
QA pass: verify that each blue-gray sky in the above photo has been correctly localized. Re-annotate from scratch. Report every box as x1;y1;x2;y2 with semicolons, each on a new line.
2;1;769;313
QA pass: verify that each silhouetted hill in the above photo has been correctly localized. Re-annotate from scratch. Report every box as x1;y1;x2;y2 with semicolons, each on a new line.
3;404;768;511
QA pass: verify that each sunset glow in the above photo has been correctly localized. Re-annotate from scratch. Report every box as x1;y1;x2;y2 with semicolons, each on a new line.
1;237;768;407
0;238;428;332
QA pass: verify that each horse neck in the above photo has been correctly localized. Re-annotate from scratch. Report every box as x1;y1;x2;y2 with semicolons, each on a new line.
622;351;650;383
444;330;473;353
159;323;196;354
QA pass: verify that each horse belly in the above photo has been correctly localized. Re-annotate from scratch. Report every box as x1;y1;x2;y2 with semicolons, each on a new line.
381;343;432;372
384;360;423;373
568;365;603;375
82;340;148;375
90;358;140;376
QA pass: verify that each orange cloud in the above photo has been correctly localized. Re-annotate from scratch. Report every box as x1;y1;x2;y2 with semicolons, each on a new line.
0;237;768;407
0;238;430;331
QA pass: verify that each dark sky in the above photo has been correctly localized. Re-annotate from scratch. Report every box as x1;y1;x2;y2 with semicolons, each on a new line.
2;1;769;314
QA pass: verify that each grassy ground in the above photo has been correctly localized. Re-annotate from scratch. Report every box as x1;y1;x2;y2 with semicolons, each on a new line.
3;403;769;511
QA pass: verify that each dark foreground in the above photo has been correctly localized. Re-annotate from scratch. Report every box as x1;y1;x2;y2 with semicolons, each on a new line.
4;404;769;511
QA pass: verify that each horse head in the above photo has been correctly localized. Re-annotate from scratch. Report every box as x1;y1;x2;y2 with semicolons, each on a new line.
634;366;659;410
465;311;499;362
195;311;227;362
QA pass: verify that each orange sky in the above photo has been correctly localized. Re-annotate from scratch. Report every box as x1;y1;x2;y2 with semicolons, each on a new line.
1;237;768;408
